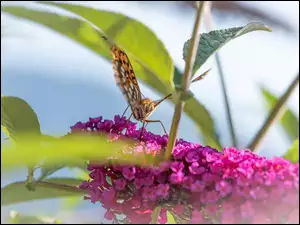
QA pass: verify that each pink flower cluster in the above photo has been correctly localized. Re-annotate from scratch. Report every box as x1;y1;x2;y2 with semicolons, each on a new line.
72;116;299;224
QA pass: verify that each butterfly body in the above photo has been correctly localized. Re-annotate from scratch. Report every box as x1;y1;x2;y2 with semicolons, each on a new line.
132;98;156;121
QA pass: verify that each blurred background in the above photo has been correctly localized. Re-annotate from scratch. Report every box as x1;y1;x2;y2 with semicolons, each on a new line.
1;1;299;223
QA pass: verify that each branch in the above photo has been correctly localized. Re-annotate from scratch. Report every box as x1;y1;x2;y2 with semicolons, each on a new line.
36;181;87;194
165;1;206;160
247;73;299;153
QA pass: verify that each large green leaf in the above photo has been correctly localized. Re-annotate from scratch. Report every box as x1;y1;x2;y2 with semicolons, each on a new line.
261;87;299;141
283;139;299;163
151;207;161;224
38;150;88;181
1;134;159;172
41;1;174;90
2;4;221;149
1;96;41;142
1;4;173;95
183;22;272;75
8;211;62;224
166;211;176;224
1;178;84;206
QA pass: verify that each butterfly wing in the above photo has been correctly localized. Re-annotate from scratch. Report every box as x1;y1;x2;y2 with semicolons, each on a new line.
111;45;142;112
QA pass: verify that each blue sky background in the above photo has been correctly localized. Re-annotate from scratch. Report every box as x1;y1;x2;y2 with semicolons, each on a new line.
1;1;299;223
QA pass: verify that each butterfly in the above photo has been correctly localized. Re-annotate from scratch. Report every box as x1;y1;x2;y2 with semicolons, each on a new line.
111;44;210;139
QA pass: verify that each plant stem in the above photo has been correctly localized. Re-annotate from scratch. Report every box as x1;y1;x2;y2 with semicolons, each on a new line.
36;180;87;194
215;54;237;147
247;73;299;153
204;2;237;147
165;1;206;160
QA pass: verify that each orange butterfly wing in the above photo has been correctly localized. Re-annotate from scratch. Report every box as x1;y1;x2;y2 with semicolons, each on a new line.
111;45;142;110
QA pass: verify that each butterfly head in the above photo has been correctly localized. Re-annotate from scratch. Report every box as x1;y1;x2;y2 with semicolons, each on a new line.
138;98;156;120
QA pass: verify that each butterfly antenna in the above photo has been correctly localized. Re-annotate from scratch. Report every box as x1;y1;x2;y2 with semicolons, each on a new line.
153;69;211;107
191;68;211;83
154;93;173;107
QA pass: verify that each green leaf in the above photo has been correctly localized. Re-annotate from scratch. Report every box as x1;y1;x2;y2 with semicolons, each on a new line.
39;162;65;181
1;96;41;142
1;134;160;172
62;196;83;210
8;210;62;224
106;176;112;186
283;139;299;163
1;4;173;95
151;207;161;224
38;144;88;181
2;5;221;149
62;169;90;210
173;67;183;88
42;1;174;89
183;22;272;75
261;87;299;141
166;211;176;224
1;178;84;206
183;97;220;149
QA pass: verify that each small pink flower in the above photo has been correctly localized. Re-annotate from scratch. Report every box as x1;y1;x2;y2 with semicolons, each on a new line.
142;187;156;201
215;180;232;197
240;201;255;218
104;210;114;220
101;187;115;203
183;176;194;189
173;204;184;215
113;178;126;190
169;171;184;184
170;161;184;173
189;162;206;175
158;208;167;224
156;184;170;198
190;180;205;192
122;167;136;181
191;209;203;224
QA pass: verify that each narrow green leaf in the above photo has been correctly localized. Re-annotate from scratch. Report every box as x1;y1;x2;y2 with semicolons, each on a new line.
183;22;272;75
1;96;41;142
261;87;299;141
283;139;299;163
166;211;176;224
1;178;85;206
151;207;161;224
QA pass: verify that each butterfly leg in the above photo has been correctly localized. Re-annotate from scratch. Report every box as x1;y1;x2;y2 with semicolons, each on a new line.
145;119;168;135
122;105;130;117
139;121;146;140
123;113;133;136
